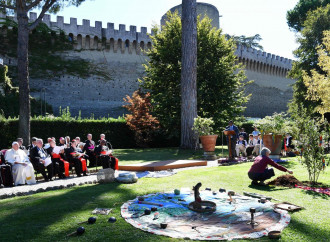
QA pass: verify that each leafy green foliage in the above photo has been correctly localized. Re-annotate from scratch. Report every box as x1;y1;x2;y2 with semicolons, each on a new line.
287;0;330;32
0;64;52;117
0;19;110;80
290;104;329;184
192;116;215;136
254;112;293;135
288;4;330;114
142;12;250;138
226;34;264;51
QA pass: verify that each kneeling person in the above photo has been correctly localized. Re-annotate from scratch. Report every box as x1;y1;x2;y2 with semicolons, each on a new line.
248;147;293;186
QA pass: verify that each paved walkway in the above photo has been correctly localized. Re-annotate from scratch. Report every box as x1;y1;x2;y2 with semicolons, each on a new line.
0;160;221;200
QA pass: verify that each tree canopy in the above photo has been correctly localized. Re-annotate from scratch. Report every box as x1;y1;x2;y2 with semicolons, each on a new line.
142;12;250;138
288;3;330;114
303;31;330;118
227;34;264;51
287;0;330;32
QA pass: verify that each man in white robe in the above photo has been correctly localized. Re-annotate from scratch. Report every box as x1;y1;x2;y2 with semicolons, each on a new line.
5;142;36;186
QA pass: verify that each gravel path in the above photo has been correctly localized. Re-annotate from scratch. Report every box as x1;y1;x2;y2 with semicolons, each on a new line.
0;160;220;200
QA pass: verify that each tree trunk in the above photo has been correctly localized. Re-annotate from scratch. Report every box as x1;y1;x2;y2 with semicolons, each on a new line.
17;7;31;146
180;0;198;149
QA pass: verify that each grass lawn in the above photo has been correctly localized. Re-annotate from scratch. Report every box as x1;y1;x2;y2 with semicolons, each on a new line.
0;148;329;242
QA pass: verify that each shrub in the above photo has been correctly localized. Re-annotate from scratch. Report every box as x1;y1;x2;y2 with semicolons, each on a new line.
123;89;160;147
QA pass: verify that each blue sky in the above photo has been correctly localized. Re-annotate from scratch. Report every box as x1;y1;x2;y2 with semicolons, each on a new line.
45;0;299;59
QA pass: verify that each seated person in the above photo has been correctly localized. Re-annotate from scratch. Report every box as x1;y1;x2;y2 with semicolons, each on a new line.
238;128;248;141
46;139;66;179
248;147;293;186
65;140;88;177
27;137;37;155
5;141;36;186
83;134;96;167
95;140;117;170
0;150;14;187
30;139;54;181
235;135;247;157
17;138;26;151
43;137;53;150
252;134;263;155
246;134;256;157
98;133;112;149
282;133;295;155
58;137;66;146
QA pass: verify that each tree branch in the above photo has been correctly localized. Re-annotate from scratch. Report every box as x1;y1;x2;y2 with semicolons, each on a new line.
26;0;42;10
28;0;56;30
0;3;16;10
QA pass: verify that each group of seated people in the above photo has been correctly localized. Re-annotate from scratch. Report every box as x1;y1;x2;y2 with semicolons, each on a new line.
0;134;118;187
235;127;295;158
235;127;263;158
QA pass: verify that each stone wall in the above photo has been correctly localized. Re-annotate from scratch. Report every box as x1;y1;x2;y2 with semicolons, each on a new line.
0;10;295;118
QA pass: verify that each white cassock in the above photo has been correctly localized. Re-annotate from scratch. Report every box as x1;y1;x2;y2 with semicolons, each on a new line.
5;149;36;186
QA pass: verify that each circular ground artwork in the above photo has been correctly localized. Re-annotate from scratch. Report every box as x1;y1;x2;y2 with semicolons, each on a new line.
121;189;290;240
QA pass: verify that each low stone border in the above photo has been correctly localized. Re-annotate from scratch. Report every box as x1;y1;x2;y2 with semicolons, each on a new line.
0;175;98;200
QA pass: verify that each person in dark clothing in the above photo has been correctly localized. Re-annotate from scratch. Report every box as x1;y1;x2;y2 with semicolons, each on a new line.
97;134;112;149
248;147;293;185
225;120;239;159
27;137;37;154
17;138;26;151
95;140;116;170
30;139;54;181
46;140;66;179
83;134;96;167
66;140;88;177
238;128;248;141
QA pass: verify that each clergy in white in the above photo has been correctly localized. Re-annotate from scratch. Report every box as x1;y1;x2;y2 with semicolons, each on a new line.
5;142;36;186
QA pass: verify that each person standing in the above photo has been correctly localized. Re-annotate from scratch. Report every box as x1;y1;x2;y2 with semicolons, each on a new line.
225;120;239;159
5;142;36;186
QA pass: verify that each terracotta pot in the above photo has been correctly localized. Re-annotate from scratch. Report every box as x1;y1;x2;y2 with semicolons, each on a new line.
200;135;218;152
263;134;282;156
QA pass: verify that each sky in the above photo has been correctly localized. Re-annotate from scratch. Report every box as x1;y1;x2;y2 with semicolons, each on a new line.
44;0;299;59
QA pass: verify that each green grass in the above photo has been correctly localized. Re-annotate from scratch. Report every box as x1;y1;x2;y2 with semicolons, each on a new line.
113;146;228;165
0;148;329;242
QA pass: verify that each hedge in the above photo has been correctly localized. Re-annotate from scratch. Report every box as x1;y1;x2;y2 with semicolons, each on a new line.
0;119;137;149
0;118;254;149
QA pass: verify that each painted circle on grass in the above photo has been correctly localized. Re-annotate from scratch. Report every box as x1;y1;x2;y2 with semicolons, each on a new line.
121;190;290;240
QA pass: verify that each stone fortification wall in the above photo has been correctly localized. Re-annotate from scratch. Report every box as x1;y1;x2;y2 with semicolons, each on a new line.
0;11;295;118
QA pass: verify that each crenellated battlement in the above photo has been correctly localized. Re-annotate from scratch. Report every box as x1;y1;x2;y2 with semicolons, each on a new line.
0;12;293;72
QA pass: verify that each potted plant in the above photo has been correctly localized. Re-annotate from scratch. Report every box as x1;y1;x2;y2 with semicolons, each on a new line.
192;116;218;159
254;113;292;159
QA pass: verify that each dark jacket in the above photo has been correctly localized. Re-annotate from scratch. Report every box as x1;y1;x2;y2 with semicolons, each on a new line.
30;146;48;166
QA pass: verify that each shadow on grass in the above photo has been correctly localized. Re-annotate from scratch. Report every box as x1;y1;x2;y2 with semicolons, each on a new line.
248;184;289;192
288;217;330;241
0;183;137;241
299;189;329;200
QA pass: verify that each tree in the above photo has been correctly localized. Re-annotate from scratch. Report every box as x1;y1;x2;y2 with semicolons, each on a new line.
303;31;330;118
227;34;264;51
0;0;86;145
180;0;197;149
287;0;330;32
123;89;160;147
142;12;249;139
290;104;328;184
287;4;330;115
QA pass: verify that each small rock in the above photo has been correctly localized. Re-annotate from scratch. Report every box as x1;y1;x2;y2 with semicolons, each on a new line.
88;181;92;184
92;180;97;184
36;188;45;193
79;182;84;186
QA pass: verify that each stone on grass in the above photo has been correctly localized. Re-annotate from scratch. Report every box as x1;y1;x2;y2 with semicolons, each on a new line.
97;168;115;183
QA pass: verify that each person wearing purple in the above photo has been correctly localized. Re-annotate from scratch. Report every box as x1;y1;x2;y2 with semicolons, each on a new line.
83;134;96;167
248;147;293;186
